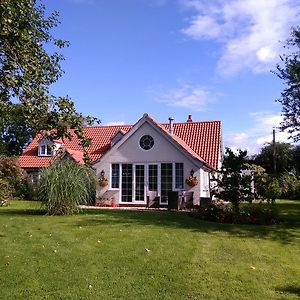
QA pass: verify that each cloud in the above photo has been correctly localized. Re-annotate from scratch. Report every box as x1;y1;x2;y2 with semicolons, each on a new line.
181;0;300;75
105;121;126;126
224;111;292;155
149;84;216;111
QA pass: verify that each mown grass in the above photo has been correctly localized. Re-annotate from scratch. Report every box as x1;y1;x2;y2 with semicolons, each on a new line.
0;200;299;299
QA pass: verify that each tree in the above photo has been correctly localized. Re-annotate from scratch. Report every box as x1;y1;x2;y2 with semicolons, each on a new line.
0;0;98;157
0;104;33;156
253;142;294;174
212;148;253;212
275;28;300;142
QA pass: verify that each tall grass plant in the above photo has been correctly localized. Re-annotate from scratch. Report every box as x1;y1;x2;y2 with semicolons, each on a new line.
38;160;96;215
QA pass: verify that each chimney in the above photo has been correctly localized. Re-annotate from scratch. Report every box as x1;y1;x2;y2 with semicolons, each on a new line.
187;115;193;122
168;117;174;135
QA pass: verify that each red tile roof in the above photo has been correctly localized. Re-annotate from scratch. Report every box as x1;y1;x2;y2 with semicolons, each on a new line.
18;116;221;170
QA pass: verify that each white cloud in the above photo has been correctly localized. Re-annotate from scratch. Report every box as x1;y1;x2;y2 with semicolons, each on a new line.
225;111;292;155
181;0;300;75
105;121;126;126
150;84;216;111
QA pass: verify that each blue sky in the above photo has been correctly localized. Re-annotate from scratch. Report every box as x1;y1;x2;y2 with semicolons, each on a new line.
44;0;300;154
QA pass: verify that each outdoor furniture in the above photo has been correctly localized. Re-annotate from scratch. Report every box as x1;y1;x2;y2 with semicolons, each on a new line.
146;191;159;208
183;191;194;209
167;191;180;210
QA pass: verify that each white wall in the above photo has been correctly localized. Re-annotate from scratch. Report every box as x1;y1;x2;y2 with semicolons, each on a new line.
93;121;203;204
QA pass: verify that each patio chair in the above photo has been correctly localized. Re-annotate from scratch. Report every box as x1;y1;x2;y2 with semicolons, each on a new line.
146;191;159;209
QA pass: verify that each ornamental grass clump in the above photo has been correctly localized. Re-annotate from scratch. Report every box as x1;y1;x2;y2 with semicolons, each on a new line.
38;160;97;215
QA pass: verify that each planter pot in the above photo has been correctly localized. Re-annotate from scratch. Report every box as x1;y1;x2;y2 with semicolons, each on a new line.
99;181;108;187
186;178;198;187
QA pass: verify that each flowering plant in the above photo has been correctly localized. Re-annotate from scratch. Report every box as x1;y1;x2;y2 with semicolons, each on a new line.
98;176;108;187
185;176;198;187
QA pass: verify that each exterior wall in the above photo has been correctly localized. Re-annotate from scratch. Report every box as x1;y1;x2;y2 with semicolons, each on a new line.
23;169;40;185
93;122;203;205
200;169;210;199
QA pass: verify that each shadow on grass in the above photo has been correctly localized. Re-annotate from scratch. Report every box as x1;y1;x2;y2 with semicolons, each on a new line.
76;202;300;244
1;201;299;244
276;285;300;297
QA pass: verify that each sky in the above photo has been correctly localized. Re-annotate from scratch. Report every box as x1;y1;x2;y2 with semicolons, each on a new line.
44;0;300;155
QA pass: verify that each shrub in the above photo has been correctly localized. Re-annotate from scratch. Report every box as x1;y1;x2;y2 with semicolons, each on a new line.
196;200;281;225
0;155;23;198
279;172;300;199
0;178;13;206
38;160;97;215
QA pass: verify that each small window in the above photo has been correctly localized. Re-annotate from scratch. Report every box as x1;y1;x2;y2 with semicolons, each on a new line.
139;135;154;150
111;164;120;189
175;163;184;189
39;144;52;156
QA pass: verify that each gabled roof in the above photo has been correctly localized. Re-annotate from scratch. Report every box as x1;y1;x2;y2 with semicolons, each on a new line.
18;114;221;170
62;149;85;165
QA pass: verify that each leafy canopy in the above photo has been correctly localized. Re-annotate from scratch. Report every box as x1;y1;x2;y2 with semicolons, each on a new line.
275;28;300;142
0;0;98;157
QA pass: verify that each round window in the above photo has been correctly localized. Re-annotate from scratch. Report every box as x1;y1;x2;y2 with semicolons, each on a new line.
139;135;154;150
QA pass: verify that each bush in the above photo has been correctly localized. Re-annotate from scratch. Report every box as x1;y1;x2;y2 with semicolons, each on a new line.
279;173;300;199
0;178;13;206
0;155;23;198
38;160;97;215
196;200;281;225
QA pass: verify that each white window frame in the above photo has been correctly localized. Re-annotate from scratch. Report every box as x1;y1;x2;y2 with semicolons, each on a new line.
38;140;53;156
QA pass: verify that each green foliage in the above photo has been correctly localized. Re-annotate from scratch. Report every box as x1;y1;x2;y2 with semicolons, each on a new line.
0;0;99;155
38;160;97;215
279;172;300;200
0;155;24;197
275;28;300;142
212;148;253;211
197;200;281;225
253;142;294;174
0;177;12;205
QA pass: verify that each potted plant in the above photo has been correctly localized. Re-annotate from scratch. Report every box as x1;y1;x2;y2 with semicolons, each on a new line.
111;197;119;207
185;175;198;187
98;176;108;187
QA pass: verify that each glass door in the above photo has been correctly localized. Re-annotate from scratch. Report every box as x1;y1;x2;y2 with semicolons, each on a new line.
148;164;158;192
121;164;133;202
161;163;173;204
135;165;145;202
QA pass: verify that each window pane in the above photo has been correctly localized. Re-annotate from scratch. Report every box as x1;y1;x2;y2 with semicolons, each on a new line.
161;163;173;203
121;164;133;202
111;164;120;189
148;165;158;191
47;145;52;156
40;145;46;155
135;165;145;201
175;163;184;189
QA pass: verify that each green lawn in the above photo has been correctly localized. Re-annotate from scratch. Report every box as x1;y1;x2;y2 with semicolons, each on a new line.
0;201;299;300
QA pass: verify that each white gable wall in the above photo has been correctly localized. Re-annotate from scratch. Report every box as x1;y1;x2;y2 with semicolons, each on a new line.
93;121;205;205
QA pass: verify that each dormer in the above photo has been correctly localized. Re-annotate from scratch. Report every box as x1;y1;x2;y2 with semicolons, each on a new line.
110;130;125;147
38;138;61;156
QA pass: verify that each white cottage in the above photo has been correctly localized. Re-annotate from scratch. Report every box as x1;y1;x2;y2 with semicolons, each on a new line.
18;113;222;207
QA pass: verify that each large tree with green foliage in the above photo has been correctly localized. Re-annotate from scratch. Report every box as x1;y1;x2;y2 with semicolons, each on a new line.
0;0;97;157
253;142;294;174
275;28;300;142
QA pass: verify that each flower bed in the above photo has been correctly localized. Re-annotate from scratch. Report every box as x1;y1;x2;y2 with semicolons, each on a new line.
95;197;118;207
196;200;281;225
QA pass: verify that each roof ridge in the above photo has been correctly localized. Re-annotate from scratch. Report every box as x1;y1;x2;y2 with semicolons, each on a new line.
85;124;132;128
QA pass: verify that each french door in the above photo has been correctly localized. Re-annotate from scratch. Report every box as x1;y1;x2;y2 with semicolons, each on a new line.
121;163;158;203
120;163;175;204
